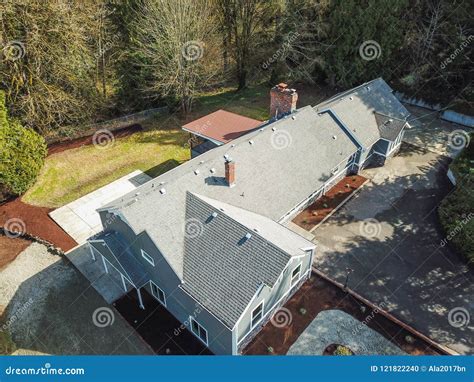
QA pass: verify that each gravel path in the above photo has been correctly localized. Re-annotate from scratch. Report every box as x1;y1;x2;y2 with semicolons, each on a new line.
288;310;405;355
0;242;152;355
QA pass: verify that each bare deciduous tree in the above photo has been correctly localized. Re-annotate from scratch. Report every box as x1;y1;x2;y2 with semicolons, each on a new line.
133;0;221;114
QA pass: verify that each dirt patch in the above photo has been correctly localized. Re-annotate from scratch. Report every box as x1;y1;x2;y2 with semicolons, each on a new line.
47;124;143;156
114;289;212;355
292;175;367;231
243;274;441;355
0;198;77;251
0;235;30;270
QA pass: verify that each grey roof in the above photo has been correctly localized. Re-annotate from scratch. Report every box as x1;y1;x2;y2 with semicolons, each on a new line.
90;231;149;287
374;112;406;141
315;78;409;148
182;192;313;328
100;105;358;277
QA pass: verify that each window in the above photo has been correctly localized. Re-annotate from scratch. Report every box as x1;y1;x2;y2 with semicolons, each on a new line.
190;317;208;345
291;263;302;287
141;249;155;266
150;281;166;306
251;302;264;329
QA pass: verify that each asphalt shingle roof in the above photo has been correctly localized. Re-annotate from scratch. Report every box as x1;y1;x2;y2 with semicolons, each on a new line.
182;192;313;328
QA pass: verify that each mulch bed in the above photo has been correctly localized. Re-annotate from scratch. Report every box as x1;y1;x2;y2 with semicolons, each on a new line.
0;198;77;252
0;235;31;270
243;274;442;355
114;289;212;355
47;124;143;156
292;175;367;231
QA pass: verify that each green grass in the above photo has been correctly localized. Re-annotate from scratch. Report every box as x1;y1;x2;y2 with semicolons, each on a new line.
22;84;285;208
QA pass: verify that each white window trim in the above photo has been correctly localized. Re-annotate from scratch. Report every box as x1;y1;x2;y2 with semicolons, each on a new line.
189;316;208;346
250;301;265;330
141;249;155;266
291;263;302;287
149;281;166;307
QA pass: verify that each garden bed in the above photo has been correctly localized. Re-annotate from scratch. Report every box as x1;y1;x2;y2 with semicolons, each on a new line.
114;289;212;355
0;235;30;270
243;273;442;355
0;198;77;251
292;175;367;231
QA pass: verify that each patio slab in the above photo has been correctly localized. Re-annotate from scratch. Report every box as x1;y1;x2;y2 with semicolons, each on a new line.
288;309;405;355
49;170;151;244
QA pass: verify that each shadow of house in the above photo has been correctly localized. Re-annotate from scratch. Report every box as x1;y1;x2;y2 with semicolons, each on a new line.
312;148;474;354
145;159;182;178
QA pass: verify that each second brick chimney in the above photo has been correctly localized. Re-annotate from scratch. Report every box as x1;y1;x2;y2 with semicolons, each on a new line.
225;159;235;187
270;83;298;120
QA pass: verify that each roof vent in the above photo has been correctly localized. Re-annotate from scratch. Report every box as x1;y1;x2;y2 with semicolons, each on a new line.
249;140;254;145
271;127;276;132
349;96;353;100
194;169;200;175
199;160;204;164
135;192;140;196
366;86;370;91
211;212;218;218
159;188;166;194
210;168;216;174
245;233;252;240
332;135;337;140
253;228;259;233
292;115;296;120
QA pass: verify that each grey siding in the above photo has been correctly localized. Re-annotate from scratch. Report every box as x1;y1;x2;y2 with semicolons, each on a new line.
98;210;234;355
235;251;312;349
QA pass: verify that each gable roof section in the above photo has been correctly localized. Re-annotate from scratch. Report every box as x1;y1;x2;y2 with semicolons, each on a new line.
374;112;407;141
100;105;357;278
182;192;314;328
315;78;410;148
182;109;263;144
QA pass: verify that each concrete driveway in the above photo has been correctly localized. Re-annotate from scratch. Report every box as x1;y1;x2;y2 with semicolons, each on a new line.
312;140;473;354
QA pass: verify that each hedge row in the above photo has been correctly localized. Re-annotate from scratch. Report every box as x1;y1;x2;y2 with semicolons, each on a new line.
438;137;474;263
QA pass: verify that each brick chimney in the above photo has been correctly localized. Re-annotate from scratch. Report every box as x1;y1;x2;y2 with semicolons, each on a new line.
270;83;298;120
225;160;235;187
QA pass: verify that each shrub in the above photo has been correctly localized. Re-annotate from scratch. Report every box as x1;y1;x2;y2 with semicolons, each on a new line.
438;137;474;263
334;345;353;355
0;91;47;199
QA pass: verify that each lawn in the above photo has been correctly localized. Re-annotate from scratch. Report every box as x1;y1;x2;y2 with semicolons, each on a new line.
23;83;327;208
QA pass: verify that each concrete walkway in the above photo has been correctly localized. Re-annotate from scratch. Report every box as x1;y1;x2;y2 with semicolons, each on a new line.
288;310;405;355
49;170;151;244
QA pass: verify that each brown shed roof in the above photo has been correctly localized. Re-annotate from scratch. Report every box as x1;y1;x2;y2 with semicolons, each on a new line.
182;109;263;144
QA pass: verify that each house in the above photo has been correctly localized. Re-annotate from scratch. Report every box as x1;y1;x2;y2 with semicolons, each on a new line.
182;109;263;157
87;78;410;355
